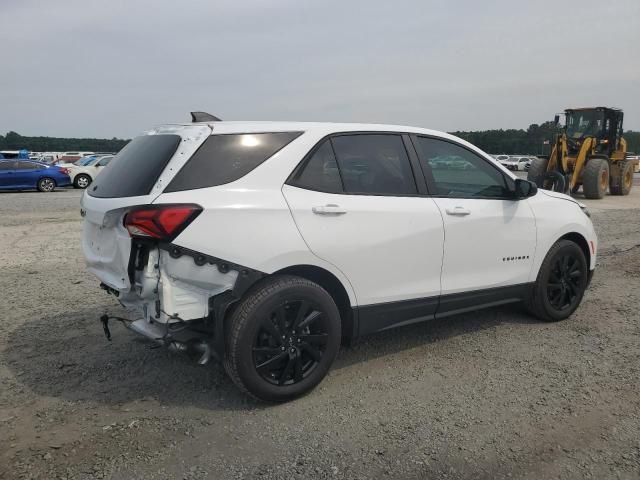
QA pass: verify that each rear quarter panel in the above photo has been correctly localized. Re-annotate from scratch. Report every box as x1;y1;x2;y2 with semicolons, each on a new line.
154;187;358;305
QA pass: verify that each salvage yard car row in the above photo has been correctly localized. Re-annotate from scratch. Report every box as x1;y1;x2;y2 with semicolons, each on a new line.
0;154;113;192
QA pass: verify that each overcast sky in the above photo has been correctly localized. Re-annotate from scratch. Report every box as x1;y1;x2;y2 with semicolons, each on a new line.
1;0;639;138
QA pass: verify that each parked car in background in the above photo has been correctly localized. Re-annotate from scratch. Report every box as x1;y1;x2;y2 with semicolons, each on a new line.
68;155;113;188
54;152;95;165
501;156;533;171
492;155;510;163
0;159;71;192
82;119;597;401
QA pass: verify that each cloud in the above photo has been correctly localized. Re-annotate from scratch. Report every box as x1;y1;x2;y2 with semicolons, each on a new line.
1;0;638;137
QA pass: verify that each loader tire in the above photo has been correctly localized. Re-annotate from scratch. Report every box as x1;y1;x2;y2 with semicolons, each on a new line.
527;157;549;188
609;160;633;196
582;158;609;199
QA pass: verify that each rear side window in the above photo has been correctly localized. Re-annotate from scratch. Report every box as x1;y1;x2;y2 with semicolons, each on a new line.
292;140;343;193
165;132;302;192
331;134;417;195
88;135;181;198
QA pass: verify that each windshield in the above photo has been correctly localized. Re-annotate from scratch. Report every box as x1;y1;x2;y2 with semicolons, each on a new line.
566;110;604;139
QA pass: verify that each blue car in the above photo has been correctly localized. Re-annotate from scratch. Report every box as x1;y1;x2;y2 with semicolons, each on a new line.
0;159;72;192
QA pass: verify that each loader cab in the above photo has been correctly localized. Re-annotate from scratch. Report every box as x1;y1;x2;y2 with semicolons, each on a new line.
564;107;623;155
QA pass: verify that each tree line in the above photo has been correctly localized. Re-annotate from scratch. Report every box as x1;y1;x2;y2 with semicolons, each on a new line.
453;122;640;155
0;131;129;153
2;126;639;156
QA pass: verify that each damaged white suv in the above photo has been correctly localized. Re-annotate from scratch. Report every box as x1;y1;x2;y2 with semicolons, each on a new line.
82;115;597;402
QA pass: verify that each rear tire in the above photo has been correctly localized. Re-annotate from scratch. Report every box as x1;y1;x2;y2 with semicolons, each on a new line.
527;157;549;188
74;174;92;189
525;240;588;322
37;177;56;192
224;275;341;402
582;158;609;199
609;160;633;196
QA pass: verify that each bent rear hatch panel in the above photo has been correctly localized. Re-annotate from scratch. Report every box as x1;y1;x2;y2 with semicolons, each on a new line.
81;124;211;290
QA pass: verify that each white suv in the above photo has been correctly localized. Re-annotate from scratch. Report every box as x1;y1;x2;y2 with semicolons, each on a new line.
81;118;597;402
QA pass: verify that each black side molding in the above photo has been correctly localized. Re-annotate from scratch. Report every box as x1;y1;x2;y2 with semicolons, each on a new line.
353;283;534;337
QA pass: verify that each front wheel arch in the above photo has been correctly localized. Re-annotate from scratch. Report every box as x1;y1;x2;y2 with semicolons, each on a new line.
557;232;591;270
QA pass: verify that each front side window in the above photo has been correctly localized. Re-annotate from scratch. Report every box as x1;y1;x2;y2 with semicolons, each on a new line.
330;134;417;195
414;136;511;198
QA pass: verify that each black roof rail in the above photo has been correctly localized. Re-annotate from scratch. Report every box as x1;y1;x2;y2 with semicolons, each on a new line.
190;111;222;122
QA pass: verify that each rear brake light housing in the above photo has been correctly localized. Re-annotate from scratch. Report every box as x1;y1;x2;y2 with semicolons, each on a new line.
123;204;202;241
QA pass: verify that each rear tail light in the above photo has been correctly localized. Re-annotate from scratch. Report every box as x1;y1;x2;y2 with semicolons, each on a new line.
123;204;202;240
59;167;69;175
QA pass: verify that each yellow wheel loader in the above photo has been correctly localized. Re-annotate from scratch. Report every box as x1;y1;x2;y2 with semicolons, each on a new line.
528;107;636;199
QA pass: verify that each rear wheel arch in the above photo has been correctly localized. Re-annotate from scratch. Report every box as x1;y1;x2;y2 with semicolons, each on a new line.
273;265;356;342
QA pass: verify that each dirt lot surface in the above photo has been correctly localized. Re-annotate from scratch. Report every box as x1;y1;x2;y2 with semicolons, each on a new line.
1;186;639;480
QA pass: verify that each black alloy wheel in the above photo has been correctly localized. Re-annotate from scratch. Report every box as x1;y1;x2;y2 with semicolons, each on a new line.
546;253;583;311
253;300;328;386
526;239;588;322
224;275;341;402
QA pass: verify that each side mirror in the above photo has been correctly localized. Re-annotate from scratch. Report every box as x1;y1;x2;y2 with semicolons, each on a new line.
553;114;560;126
514;178;538;199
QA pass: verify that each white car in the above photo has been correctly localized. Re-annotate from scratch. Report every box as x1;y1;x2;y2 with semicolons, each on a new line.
500;156;533;171
81;118;597;402
69;155;113;188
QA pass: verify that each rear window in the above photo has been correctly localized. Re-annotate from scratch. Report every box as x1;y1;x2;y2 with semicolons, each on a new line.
88;134;181;198
164;132;302;192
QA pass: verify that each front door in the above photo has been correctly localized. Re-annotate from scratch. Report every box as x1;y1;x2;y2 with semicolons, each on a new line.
0;161;15;187
283;134;444;333
411;135;537;299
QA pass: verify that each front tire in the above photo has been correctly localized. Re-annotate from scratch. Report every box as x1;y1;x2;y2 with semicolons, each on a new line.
224;275;341;402
37;177;56;192
525;240;588;322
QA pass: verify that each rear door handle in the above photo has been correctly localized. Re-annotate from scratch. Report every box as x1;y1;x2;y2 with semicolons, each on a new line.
445;206;471;216
312;204;347;215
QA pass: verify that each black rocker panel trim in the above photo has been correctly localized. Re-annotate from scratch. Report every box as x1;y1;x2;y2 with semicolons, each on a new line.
436;283;532;319
354;283;533;337
356;296;439;336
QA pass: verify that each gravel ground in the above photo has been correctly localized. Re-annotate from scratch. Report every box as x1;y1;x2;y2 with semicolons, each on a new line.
0;186;639;480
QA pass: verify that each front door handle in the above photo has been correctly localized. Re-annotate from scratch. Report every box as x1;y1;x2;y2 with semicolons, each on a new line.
445;206;471;216
312;204;347;215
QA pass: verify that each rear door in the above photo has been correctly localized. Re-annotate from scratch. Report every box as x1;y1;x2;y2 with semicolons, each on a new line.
283;133;444;333
81;124;211;290
411;135;536;300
